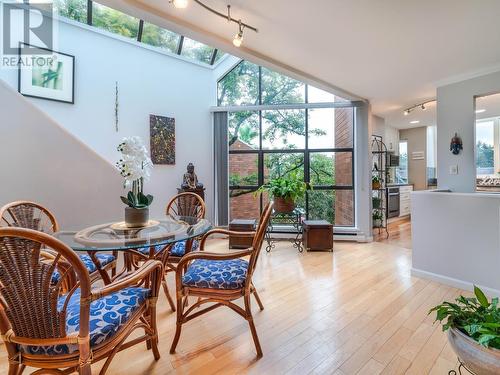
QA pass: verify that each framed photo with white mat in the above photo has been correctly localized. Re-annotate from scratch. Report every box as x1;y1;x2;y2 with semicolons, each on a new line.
18;43;75;104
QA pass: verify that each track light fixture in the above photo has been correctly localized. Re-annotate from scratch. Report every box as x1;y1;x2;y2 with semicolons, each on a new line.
169;0;258;47
233;21;244;47
403;100;435;116
170;0;188;8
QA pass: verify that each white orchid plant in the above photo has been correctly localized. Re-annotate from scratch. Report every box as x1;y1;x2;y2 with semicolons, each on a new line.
116;136;154;209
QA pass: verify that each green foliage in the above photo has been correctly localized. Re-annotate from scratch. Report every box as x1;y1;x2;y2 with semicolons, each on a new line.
476;141;494;169
372;210;383;221
54;0;87;23
372;175;381;183
120;191;153;209
229;172;258;186
429;286;500;349
92;3;139;39
256;173;311;201
372;197;381;209
141;23;179;53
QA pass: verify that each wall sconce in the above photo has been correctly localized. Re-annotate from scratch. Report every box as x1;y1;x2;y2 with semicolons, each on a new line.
450;133;463;155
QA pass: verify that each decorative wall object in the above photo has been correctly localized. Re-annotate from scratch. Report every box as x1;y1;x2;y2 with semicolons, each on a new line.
150;115;175;164
114;81;119;132
450;133;463;155
18;43;75;104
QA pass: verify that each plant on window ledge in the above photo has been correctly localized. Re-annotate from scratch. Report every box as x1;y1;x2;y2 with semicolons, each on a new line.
116;136;153;227
429;286;500;374
256;173;311;213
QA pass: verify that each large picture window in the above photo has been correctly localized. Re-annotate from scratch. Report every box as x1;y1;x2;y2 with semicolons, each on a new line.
218;61;355;227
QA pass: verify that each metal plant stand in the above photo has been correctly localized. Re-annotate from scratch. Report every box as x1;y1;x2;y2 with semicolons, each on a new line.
371;136;390;238
449;358;476;375
265;208;304;252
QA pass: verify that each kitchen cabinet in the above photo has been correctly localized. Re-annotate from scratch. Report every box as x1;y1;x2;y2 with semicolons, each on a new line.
399;185;413;216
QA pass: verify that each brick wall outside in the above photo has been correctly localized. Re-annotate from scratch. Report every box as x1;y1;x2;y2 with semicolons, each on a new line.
334;108;355;226
229;140;260;221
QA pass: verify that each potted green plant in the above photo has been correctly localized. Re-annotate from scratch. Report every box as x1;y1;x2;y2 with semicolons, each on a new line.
372;175;381;190
116;137;154;228
372;196;381;209
429;286;500;375
372;210;383;227
256;174;311;213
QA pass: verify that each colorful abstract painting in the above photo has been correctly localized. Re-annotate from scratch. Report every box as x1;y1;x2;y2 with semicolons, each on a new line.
150;115;175;165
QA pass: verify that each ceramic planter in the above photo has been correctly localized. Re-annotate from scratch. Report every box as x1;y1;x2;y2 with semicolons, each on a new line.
448;328;500;375
125;207;149;228
273;197;295;213
373;218;382;228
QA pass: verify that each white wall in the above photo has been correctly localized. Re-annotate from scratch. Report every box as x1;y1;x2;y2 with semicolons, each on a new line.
0;17;216;221
412;191;500;296
0;80;124;229
437;70;500;192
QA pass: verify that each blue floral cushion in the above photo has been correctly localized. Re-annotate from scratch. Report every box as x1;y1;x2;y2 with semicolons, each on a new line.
51;253;116;283
171;240;199;257
23;287;149;355
182;258;248;290
137;240;199;257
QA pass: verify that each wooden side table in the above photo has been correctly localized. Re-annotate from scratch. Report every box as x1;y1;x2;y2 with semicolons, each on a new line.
303;220;333;252
229;219;256;249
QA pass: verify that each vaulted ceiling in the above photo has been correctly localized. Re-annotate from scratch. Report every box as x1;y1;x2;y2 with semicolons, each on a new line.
107;0;500;128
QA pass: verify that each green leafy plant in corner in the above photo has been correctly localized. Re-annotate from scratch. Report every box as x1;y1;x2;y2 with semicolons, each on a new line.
256;173;312;201
372;197;381;209
429;286;500;349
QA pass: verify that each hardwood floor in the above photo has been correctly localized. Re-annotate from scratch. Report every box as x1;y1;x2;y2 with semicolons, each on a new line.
0;227;462;374
374;216;412;249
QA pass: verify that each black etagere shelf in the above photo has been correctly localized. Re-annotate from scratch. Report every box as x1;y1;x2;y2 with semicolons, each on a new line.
371;136;389;238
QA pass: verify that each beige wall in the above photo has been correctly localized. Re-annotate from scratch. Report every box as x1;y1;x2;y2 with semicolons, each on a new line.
399;127;427;190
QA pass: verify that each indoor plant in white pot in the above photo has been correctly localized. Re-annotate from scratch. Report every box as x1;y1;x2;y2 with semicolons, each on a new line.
429;286;500;375
116;137;154;227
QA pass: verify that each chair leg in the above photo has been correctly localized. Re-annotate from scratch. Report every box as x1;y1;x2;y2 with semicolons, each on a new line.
80;363;92;375
244;293;263;357
8;363;19;375
252;287;264;311
170;295;185;354
148;303;161;361
162;275;176;312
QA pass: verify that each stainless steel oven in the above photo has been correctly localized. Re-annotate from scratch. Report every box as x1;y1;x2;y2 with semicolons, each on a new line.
387;187;400;218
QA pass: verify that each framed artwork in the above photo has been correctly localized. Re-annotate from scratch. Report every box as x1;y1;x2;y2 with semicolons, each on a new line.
150;115;175;165
18;43;75;104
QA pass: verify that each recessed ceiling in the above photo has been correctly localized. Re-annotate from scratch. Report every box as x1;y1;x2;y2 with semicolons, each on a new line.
106;0;500;128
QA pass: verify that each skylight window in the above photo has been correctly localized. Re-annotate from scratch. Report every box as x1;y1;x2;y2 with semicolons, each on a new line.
92;2;140;39
51;1;224;66
141;22;180;54
54;0;87;23
180;37;215;65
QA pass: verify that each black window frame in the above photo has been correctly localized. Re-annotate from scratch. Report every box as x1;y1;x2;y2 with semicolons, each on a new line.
221;61;356;227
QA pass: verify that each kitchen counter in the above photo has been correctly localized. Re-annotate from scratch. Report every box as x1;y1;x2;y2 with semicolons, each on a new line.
387;183;413;187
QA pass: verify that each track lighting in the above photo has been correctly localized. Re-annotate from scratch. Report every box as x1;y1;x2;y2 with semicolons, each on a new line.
169;0;257;47
233;22;244;47
403;100;435;116
171;0;188;9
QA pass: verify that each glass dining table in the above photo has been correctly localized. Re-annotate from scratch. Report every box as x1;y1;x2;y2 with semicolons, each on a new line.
54;215;212;284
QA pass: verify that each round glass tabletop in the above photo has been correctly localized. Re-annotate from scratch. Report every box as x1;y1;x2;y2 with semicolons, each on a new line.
54;216;212;252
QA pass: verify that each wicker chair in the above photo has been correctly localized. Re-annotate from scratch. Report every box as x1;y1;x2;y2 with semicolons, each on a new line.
134;192;206;312
170;202;273;357
0;201;117;287
0;227;163;375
